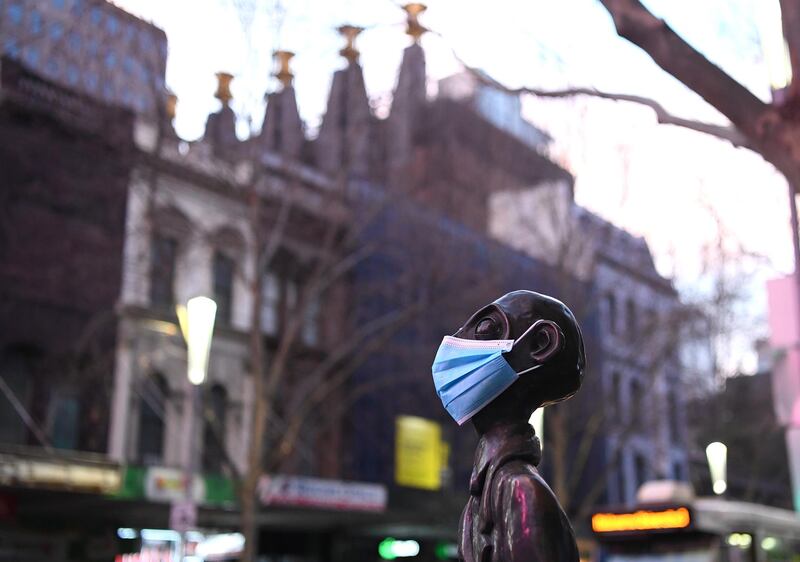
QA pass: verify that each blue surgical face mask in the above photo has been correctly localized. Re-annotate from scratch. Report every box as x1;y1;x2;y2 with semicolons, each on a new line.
431;320;545;425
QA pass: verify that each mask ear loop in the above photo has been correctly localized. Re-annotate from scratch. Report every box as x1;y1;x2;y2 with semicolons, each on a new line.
511;319;547;349
510;319;565;375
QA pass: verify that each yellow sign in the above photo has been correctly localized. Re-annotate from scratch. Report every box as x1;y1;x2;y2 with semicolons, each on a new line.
395;416;443;490
591;507;691;533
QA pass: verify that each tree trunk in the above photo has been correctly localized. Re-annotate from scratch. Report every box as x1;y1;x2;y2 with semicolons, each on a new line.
241;191;268;562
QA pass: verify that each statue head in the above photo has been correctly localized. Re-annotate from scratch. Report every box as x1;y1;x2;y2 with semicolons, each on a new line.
449;290;585;432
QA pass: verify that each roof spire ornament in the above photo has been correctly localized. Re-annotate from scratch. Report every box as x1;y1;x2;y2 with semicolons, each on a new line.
403;3;427;43
214;72;234;105
166;91;177;121
338;24;364;63
273;50;295;88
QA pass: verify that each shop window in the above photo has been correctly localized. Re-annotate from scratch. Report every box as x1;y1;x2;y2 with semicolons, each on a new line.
150;234;177;309
138;373;167;465
202;384;227;474
212;251;235;326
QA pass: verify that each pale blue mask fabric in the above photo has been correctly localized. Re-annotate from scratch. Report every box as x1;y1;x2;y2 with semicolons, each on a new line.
431;322;544;425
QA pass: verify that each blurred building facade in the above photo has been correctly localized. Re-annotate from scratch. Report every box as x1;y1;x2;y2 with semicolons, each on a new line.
0;0;167;114
0;3;692;561
489;173;689;505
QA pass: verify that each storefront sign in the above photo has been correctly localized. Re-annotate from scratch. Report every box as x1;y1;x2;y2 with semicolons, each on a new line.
395;416;443;490
0;454;121;494
145;467;204;503
591;507;691;533
259;474;387;512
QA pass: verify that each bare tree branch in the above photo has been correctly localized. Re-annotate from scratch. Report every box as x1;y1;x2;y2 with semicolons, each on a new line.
598;0;768;139
464;67;751;149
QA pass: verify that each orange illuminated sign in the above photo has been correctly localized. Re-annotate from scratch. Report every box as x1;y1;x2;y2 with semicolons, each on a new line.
591;507;691;533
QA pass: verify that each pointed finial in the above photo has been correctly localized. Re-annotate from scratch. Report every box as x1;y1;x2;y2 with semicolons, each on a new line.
166;91;177;120
273;50;295;88
338;24;364;63
403;3;427;42
215;72;234;105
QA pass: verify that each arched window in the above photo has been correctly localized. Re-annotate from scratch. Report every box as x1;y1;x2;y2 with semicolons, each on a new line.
202;384;227;474
0;350;34;445
138;372;168;465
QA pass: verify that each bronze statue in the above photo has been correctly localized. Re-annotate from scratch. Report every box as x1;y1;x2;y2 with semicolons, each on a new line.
432;290;585;561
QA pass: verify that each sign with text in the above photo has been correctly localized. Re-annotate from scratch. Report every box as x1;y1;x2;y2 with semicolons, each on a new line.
395;415;443;490
145;467;205;503
258;474;386;512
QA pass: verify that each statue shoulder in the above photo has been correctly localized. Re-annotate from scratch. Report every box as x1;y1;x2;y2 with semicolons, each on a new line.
491;461;579;562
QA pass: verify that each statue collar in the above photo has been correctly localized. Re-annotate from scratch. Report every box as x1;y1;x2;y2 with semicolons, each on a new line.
469;421;542;496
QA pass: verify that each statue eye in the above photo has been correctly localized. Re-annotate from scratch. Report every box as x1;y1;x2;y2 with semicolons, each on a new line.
475;318;499;339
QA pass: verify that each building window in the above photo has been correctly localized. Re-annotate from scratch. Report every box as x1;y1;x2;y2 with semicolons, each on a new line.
606;292;617;335
49;21;63;41
668;390;681;443
212;251;234;326
629;378;643;425
302;295;321;346
106;14;118;34
0;351;34;445
29;10;42;34
3;38;19;58
49;392;79;449
150;234;177;309
608;371;621;414
203;384;227;474
261;271;280;335
617;465;627;504
634;454;648;491
626;298;637;338
24;47;39;66
67;31;80;52
672;460;684;481
138;373;168;465
8;3;23;26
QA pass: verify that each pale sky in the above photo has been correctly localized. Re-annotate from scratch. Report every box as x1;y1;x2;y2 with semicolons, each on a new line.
115;0;794;373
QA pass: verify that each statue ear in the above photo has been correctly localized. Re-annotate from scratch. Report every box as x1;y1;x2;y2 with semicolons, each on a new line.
529;320;564;364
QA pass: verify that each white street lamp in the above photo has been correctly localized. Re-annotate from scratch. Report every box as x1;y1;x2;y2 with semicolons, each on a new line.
179;296;217;385
706;441;728;496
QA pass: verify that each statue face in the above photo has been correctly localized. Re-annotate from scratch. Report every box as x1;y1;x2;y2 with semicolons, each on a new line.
453;290;585;408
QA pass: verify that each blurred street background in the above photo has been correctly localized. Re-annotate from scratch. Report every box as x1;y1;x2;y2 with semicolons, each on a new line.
2;0;800;561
